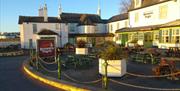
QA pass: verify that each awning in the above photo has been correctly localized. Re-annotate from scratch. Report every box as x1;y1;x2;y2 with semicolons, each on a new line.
159;19;180;28
116;25;160;33
116;19;180;33
37;29;58;35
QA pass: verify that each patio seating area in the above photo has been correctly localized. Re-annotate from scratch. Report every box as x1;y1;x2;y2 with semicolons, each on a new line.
166;47;180;58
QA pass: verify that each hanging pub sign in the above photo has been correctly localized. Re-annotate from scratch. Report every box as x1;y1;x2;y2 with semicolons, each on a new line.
37;39;55;57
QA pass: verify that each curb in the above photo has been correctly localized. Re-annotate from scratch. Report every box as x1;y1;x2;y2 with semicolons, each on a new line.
22;60;104;91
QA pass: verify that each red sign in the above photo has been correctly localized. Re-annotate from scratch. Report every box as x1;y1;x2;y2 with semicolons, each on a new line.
38;39;55;57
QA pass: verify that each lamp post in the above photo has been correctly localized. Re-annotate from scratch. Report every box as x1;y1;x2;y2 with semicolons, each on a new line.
57;48;61;79
102;59;108;89
57;24;62;79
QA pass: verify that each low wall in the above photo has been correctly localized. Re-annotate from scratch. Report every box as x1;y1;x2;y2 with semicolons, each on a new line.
0;38;20;47
0;50;23;56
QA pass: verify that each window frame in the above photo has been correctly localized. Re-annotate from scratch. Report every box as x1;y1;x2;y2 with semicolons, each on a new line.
159;5;168;19
135;12;139;23
32;24;37;34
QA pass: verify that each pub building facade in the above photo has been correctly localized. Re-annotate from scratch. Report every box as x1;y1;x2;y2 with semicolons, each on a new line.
18;2;113;49
19;0;180;49
115;0;180;48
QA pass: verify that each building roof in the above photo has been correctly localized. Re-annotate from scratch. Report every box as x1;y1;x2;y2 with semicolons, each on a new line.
69;33;114;37
18;12;107;25
116;25;160;33
159;19;180;28
37;29;58;35
129;0;172;11
61;13;106;24
18;16;61;24
116;19;180;33
108;13;128;23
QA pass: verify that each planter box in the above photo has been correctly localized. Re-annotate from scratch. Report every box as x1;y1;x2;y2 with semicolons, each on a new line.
128;43;135;47
99;58;126;77
75;48;88;55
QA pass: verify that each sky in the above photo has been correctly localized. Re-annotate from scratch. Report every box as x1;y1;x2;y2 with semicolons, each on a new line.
0;0;122;32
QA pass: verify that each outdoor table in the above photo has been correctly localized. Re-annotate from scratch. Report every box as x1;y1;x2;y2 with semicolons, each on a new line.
133;52;153;64
166;47;180;57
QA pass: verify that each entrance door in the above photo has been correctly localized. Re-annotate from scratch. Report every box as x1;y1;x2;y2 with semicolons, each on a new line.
122;34;128;46
144;32;153;48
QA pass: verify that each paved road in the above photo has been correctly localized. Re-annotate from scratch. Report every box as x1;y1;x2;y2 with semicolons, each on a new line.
0;56;62;91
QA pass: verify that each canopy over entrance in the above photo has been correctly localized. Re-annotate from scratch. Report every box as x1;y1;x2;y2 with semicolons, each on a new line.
37;29;58;35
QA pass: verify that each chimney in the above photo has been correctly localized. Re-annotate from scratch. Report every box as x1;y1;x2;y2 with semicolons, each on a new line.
58;0;62;19
134;0;142;8
38;4;48;22
38;6;43;16
97;0;101;17
43;4;48;22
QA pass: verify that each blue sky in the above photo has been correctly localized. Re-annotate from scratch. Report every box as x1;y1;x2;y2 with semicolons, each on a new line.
0;0;122;32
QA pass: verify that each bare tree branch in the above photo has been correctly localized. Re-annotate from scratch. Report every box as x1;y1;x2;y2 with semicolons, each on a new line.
119;0;133;14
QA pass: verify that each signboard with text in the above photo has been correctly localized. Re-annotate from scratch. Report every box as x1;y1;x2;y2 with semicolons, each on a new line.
37;39;55;57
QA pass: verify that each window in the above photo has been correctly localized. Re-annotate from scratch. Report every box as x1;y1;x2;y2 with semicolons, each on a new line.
56;24;59;30
70;28;75;32
135;0;140;7
159;5;168;19
29;39;33;49
87;26;90;33
129;33;138;42
155;35;159;40
41;37;55;39
32;24;37;34
69;24;75;32
165;36;169;43
108;24;111;32
118;34;122;40
154;31;159;40
160;30;169;43
107;25;109;31
176;36;179;43
111;24;113;32
160;28;180;43
165;30;169;35
138;32;144;40
176;29;179;35
125;21;128;27
172;29;180;43
117;23;119;29
135;13;139;23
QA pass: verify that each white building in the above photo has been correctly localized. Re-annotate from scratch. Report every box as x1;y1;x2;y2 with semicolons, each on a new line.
107;13;129;43
115;0;180;48
129;0;180;27
19;0;180;49
18;1;113;49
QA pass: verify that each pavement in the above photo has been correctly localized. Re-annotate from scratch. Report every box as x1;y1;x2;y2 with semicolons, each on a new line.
0;56;62;91
1;55;179;91
37;54;180;91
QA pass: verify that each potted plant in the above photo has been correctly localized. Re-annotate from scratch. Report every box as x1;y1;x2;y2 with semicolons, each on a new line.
98;41;127;77
75;40;88;55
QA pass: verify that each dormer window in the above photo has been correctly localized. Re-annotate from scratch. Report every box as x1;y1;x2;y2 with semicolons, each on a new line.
134;0;142;8
136;0;140;6
135;12;139;23
159;5;168;19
